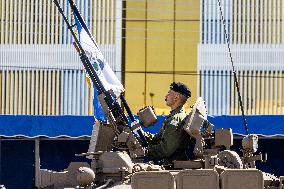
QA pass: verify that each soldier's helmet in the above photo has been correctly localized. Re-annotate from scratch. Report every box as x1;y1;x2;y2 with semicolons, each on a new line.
170;82;191;98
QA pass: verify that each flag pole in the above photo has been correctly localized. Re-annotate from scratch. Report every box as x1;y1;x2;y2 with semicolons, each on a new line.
53;0;105;94
54;0;148;147
53;0;127;124
67;0;101;55
121;94;148;147
66;0;148;145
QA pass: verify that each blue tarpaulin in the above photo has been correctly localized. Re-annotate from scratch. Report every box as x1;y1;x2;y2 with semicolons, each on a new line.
143;115;284;137
0;115;94;138
0;115;283;138
208;115;284;137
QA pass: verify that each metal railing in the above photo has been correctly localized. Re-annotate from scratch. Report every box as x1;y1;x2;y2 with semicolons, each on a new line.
0;44;118;115
201;0;284;45
0;0;122;115
198;44;284;115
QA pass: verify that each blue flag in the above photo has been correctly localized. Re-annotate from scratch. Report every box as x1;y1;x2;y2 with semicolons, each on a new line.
69;0;124;122
93;87;107;122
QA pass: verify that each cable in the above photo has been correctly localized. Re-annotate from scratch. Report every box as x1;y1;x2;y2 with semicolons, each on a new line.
0;67;283;79
217;0;248;135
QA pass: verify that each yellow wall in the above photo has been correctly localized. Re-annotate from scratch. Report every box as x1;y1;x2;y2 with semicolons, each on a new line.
125;0;200;114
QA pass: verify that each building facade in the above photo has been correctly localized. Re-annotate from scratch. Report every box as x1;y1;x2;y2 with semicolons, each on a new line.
124;0;200;114
0;0;122;115
0;0;283;116
199;0;284;115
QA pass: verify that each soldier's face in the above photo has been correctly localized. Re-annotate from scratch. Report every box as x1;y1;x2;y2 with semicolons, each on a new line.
165;90;179;107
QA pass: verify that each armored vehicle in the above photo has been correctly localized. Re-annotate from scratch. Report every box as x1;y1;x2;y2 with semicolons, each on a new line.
36;97;284;189
36;1;284;188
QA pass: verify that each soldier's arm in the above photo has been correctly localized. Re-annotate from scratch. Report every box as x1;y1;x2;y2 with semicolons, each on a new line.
150;129;163;145
147;123;184;160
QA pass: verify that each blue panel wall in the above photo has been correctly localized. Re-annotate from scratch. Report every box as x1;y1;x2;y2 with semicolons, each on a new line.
0;140;35;189
40;140;91;171
232;139;284;176
1;138;284;189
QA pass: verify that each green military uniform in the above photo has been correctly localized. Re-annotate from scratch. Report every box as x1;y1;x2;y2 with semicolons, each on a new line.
147;106;189;164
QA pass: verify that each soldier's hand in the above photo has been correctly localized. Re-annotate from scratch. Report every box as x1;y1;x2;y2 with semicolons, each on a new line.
144;132;154;143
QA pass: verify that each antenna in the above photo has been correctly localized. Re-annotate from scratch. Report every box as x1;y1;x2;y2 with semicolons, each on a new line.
217;0;249;135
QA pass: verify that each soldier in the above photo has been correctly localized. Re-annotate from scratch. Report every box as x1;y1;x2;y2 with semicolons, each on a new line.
146;82;191;165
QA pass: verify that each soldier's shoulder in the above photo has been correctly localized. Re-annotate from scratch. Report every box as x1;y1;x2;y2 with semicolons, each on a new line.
168;118;180;127
168;112;186;127
173;111;187;121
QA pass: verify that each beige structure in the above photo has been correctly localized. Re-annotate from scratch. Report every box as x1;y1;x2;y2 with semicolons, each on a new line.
36;97;284;189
